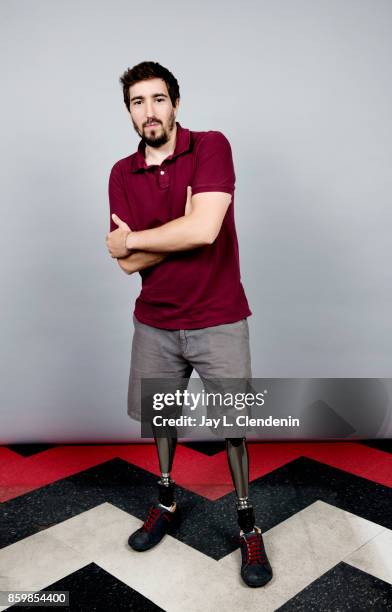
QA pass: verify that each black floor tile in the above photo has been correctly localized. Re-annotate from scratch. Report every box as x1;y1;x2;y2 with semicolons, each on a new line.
276;562;392;611
180;441;226;455
7;444;56;457
8;562;164;611
360;439;392;455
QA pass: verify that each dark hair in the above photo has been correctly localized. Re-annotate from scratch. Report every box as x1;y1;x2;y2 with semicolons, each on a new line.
120;61;180;112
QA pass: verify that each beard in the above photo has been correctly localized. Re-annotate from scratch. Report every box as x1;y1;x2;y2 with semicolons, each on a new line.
133;111;176;148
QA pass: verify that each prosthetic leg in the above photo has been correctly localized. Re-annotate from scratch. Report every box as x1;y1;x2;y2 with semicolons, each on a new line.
226;437;273;587
128;424;178;552
225;437;256;533
153;423;178;509
154;433;254;526
153;430;257;527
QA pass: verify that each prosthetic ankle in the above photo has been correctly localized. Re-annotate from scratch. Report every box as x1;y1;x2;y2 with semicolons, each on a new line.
236;497;255;533
157;473;176;508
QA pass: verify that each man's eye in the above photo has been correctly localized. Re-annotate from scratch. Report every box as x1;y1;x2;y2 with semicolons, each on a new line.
156;98;165;102
133;100;142;105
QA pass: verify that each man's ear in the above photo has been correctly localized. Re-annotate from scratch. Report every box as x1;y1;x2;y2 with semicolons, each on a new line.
174;97;180;118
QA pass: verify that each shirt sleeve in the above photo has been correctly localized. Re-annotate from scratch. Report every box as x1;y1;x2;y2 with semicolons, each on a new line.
108;161;130;232
191;131;236;196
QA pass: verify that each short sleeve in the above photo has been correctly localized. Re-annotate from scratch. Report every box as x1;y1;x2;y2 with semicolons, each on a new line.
192;131;236;196
108;162;128;232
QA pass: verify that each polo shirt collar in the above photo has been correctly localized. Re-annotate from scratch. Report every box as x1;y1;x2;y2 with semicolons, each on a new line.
130;122;190;172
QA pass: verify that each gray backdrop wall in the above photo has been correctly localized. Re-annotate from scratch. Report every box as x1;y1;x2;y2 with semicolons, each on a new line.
1;0;391;442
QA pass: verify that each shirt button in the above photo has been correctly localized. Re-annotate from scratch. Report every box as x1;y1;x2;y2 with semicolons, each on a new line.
160;170;165;175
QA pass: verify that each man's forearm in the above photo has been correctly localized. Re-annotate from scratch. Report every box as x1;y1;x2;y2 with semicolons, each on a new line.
125;214;212;253
117;250;167;274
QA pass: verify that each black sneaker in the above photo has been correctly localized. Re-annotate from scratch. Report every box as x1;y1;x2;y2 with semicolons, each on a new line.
128;502;179;552
239;527;273;587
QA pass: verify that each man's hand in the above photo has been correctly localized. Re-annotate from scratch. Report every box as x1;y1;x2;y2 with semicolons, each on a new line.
113;188;193;275
106;214;131;258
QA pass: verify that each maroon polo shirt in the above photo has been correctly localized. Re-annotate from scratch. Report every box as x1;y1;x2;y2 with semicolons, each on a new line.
108;122;251;329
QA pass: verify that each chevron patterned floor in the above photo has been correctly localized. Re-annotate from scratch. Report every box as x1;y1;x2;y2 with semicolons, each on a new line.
0;440;391;611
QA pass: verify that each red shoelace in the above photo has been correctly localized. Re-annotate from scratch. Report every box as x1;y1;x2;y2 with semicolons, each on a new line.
142;506;162;533
243;533;266;564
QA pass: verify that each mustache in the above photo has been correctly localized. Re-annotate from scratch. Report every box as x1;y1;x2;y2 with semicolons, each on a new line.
144;119;162;127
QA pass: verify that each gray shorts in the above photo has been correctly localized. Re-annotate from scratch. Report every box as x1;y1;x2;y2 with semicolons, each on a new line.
127;315;252;422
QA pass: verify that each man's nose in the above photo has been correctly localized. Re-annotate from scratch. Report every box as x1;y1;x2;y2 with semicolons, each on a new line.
145;100;154;118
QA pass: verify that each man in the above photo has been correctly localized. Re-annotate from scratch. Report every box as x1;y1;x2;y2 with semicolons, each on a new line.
106;61;272;588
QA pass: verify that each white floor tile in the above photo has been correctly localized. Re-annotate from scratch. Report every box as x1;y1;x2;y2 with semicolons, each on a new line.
345;528;392;586
0;530;90;593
